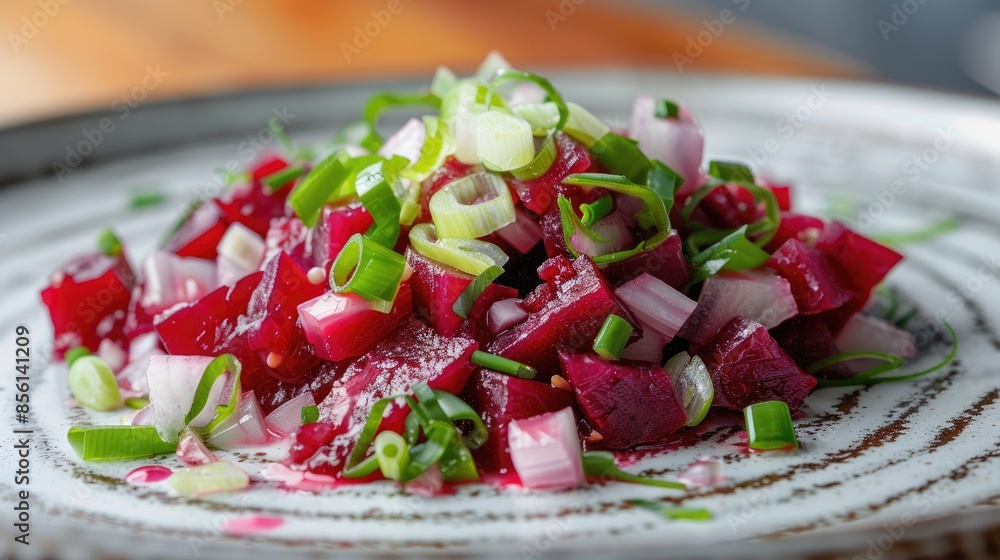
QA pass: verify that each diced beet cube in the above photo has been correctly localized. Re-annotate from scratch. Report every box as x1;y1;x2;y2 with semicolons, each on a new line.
298;284;413;362
508;133;591;214
687;183;765;231
699;316;817;411
311;200;374;267
40;251;135;358
765;238;852;315
243;253;326;382
601;230;689;289
679;270;798;348
296;319;478;477
163;201;230;260
558;349;686;449
768;183;792;212
764;213;826;253
216;161;292;237
405;249;474;337
264;216;313;271
488;256;634;376
816;221;903;310
770;316;838;369
255;358;351;415
251;156;289;185
460;369;575;474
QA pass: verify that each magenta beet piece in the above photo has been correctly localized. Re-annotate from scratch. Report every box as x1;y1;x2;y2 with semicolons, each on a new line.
301;319;478;477
460;369;575;473
216;158;293;237
687;184;764;231
770;316;838;369
298;284;414;362
163;201;230;260
508;133;591;214
764;212;826;252
817;221;903;305
310;200;374;267
557;349;686;449
602;230;689;289
244;253;326;382
406;249;474;337
765;238;852;315
252;156;289;184
678;269;798;348
699;316;817;411
41;251;135;358
264;216;313;271
256;359;350;415
488;256;634;376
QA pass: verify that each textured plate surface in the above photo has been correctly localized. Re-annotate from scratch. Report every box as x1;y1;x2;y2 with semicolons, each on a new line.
1;72;999;559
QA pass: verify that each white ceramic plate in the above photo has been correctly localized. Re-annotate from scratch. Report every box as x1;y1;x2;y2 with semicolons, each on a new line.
1;72;999;559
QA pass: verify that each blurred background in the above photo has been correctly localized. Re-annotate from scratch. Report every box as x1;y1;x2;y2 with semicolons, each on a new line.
1;0;998;127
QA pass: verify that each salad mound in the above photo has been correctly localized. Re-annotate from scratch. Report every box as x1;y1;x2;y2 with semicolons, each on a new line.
42;53;954;496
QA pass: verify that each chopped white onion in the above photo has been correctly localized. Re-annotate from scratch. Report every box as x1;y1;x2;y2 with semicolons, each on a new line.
678;456;725;488
495;207;544;254
122;403;155;426
177;427;219;466
679;270;797;345
508;407;585;490
264;391;316;438
216;223;265;286
377;117;426;164
140;251;216;315
836;314;917;374
206;391;269;448
146;355;224;442
629;95;704;197
97;338;127;374
616;273;697;343
620;321;665;363
487;298;528;334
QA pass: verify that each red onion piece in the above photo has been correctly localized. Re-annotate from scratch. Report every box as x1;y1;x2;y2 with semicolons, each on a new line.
629;95;704;197
264;391;317;438
486;298;529;335
616;273;697;343
508;407;585;490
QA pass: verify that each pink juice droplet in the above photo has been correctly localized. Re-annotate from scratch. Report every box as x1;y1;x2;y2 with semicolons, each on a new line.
224;516;284;535
677;456;725;488
125;465;174;485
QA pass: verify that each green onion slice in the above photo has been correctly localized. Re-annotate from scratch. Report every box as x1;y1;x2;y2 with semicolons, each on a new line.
429;172;516;238
359;91;441;152
453;265;505;319
470;350;537;380
629;500;712;521
646;160;683;218
510;133;557;181
403;386;489;450
563;102;609;147
330;234;406;313
356;157;408;247
664;352;714;427
582;451;687;489
65;346;91;367
654;99;681;119
430;66;459;99
408;223;509;276
374;431;411;481
561;173;672;264
67;425;176;461
708;160;755;183
811;323;958;388
263;165;304;193
684;225;771;288
343;395;402;478
288;151;351;227
403;115;457;183
129;191;167;210
682;164;781;248
592;314;634;361
580;194;614;227
186;354;242;435
476;111;535;172
68;355;123;411
98;228;123;257
512;102;562;136
169;461;250;497
125;397;149;410
744;401;799;450
301;404;319;424
489;69;569;130
590;133;652;184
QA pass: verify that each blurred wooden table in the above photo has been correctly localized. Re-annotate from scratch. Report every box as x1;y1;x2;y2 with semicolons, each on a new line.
0;0;862;126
